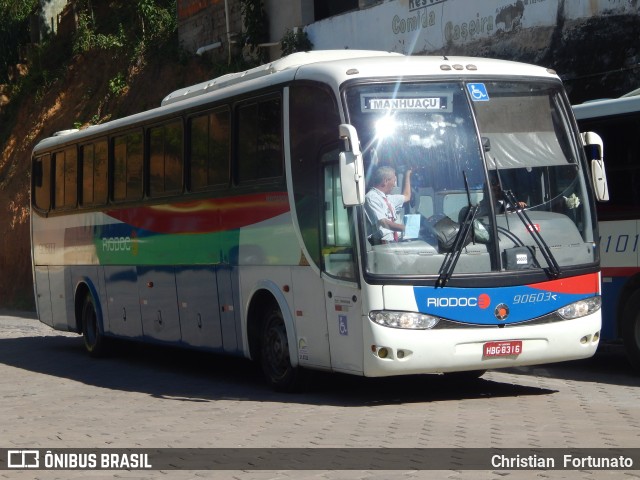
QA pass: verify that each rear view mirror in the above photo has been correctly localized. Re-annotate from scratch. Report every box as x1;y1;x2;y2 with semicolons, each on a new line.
581;131;609;202
339;124;365;206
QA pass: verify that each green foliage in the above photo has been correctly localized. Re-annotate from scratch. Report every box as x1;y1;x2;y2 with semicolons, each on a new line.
73;12;93;53
0;1;36;25
72;0;177;56
136;0;176;43
0;0;39;83
108;73;128;96
281;29;313;56
74;12;126;54
240;0;268;62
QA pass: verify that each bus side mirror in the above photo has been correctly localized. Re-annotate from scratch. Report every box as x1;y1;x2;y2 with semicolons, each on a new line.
339;124;365;206
581;131;609;202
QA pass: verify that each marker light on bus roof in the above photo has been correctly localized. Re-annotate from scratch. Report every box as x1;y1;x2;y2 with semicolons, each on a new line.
557;296;601;320
369;311;440;329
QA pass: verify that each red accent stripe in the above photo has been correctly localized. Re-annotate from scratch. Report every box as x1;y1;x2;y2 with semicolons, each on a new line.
106;192;289;234
601;267;640;278
528;272;600;295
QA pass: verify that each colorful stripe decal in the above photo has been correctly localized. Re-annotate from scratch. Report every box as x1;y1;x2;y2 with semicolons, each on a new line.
106;192;290;234
527;274;600;295
52;191;298;266
413;272;600;324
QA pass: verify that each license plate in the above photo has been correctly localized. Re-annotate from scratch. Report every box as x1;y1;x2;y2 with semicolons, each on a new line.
483;340;522;357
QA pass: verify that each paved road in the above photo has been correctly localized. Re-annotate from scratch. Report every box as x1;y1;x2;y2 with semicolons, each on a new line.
0;313;639;480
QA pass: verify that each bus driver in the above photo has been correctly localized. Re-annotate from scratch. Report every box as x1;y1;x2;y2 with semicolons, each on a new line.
364;166;412;244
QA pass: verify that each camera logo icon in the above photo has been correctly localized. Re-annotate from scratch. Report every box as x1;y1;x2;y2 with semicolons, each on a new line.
7;450;40;469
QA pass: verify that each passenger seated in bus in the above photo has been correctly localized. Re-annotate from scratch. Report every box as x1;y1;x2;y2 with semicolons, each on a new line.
364;165;412;244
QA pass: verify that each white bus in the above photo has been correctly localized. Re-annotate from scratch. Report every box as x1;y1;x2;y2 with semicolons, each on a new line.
574;93;640;368
31;51;606;391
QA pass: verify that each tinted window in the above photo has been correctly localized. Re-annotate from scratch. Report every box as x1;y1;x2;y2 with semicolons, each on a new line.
289;84;341;269
149;120;184;197
54;147;77;209
237;96;283;182
33;154;51;211
113;131;143;201
190;108;230;190
578;114;640;220
81;140;108;206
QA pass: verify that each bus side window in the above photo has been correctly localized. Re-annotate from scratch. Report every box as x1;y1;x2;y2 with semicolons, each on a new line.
53;147;78;209
149;120;184;197
289;83;342;270
237;95;283;183
113;131;143;202
322;161;356;280
81;140;108;206
189;108;230;190
33;154;52;212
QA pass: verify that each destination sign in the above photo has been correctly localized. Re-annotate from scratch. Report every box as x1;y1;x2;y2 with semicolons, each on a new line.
361;94;451;112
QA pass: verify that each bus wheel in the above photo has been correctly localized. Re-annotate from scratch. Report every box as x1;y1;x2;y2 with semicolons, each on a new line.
260;306;304;392
81;293;108;357
622;291;640;370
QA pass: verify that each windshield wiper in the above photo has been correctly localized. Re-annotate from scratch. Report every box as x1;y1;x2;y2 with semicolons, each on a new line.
436;172;478;288
436;205;478;288
502;189;561;278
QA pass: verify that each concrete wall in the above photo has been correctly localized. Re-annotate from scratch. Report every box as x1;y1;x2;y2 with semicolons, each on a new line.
175;0;639;101
38;0;70;37
177;0;243;60
303;0;640;102
177;0;316;62
306;0;637;55
259;0;314;59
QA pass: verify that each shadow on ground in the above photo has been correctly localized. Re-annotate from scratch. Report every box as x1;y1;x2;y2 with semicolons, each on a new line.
0;333;559;407
500;343;640;387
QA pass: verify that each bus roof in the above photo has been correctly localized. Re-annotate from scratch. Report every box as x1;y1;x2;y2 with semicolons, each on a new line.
162;50;559;107
573;95;640;120
161;50;403;106
34;50;560;154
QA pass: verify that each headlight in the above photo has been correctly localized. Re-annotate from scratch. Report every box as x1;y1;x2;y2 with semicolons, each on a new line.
369;311;440;329
557;296;601;319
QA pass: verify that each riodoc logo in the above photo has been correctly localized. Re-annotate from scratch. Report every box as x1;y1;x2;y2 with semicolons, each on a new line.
425;293;491;308
478;293;491;309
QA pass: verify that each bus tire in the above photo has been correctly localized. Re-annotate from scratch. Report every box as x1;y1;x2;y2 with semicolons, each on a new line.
260;305;305;392
621;290;640;370
81;293;108;358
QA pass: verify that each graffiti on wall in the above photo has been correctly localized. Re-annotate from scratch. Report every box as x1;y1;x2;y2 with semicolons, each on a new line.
308;0;556;54
392;0;532;44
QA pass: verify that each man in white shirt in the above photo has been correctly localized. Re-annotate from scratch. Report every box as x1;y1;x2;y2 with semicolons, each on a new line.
364;166;412;243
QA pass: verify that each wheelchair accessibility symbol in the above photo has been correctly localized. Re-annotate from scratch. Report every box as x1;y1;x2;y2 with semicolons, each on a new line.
338;315;348;336
467;83;489;101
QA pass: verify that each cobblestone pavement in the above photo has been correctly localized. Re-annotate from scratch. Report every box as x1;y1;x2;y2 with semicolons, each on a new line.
0;313;638;480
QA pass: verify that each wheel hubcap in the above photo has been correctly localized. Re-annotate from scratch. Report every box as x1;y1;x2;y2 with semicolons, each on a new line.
265;317;289;379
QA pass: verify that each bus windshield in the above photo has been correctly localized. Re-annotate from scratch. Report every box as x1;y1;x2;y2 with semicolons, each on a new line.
345;80;596;278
